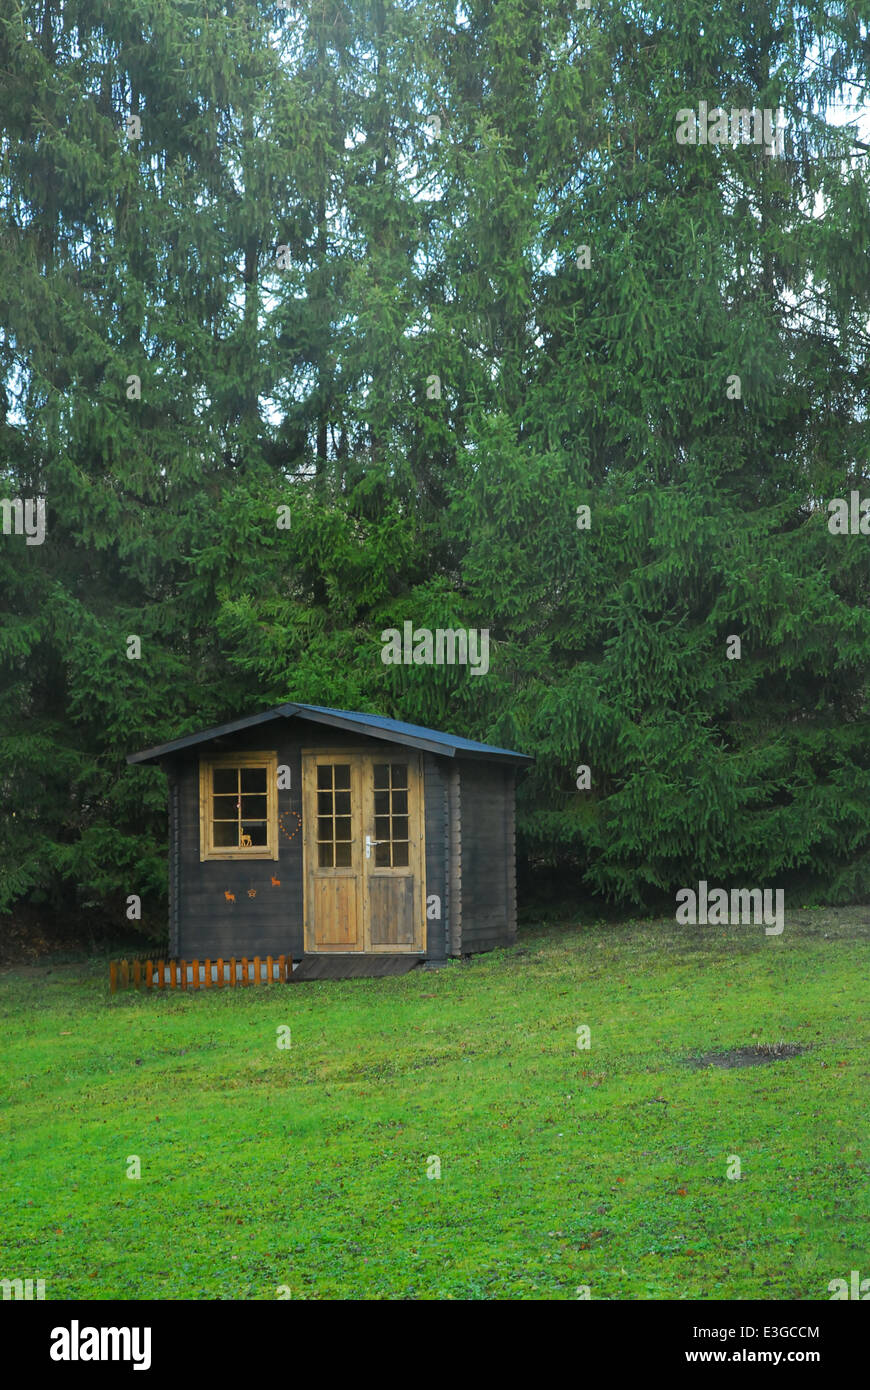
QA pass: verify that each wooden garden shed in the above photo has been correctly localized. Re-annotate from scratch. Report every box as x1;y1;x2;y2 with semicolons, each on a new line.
127;703;533;979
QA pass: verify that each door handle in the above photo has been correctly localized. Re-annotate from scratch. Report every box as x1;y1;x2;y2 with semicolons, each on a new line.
365;835;386;858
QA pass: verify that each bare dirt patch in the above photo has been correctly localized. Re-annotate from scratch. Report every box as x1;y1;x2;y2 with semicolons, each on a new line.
687;1043;809;1070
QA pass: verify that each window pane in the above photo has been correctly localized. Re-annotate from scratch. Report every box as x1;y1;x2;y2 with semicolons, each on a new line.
335;817;352;841
318;842;334;868
212;795;238;820
333;764;351;789
241;794;267;818
317;765;332;789
334;790;351;816
240;767;267;793
213;768;237;795
317;816;332;841
373;763;390;789
392;842;409;868
375;842;390;867
375;816;390;840
334;841;352;868
392;790;408;815
213;821;238;847
243;823;268;846
390;764;408;788
317;791;333;815
392;816;409;842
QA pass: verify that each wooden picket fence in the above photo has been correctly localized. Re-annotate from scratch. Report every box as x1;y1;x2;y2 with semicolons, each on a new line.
109;955;292;993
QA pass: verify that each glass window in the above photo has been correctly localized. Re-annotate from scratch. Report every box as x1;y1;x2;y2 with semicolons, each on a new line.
372;763;410;868
204;759;273;855
316;764;352;869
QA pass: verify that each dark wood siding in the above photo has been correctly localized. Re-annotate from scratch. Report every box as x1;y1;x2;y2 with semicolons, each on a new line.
456;762;516;954
167;775;180;956
505;768;517;938
422;753;448;960
171;732;304;960
447;765;461;954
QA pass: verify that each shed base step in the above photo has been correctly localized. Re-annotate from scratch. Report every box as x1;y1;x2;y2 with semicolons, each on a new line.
292;954;424;981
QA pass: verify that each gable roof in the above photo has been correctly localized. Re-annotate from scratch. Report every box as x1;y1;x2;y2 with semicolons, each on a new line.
127;702;534;767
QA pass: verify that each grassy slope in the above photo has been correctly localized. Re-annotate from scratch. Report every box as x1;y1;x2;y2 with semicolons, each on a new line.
1;908;867;1300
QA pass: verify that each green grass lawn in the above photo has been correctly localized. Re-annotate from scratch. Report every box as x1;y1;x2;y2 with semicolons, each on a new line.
2;908;867;1300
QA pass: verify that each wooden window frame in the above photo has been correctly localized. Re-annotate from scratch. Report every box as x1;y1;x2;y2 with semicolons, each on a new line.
198;751;279;861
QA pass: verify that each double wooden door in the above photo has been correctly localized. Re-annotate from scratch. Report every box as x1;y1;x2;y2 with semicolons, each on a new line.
302;750;426;953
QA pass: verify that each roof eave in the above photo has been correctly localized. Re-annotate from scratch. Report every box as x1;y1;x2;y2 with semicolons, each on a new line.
126;702;535;767
126;704;300;764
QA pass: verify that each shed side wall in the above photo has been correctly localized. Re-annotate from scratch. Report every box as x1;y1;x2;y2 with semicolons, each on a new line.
457;763;516;954
448;766;462;954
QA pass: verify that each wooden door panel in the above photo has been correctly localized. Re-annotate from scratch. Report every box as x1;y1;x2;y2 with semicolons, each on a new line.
303;753;363;953
312;877;360;949
364;754;425;952
368;877;416;946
